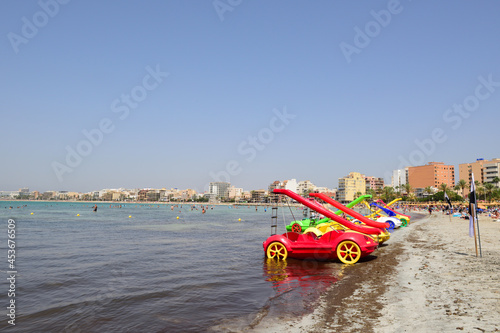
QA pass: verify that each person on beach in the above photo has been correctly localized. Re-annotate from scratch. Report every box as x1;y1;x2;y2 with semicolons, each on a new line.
428;205;433;215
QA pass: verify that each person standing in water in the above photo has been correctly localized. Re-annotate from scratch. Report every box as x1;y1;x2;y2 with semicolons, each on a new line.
93;204;98;212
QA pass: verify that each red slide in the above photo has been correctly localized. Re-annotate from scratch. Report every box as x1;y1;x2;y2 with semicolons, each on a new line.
273;189;383;235
309;193;389;229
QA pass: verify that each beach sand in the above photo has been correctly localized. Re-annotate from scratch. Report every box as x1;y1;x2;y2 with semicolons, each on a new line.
250;213;500;333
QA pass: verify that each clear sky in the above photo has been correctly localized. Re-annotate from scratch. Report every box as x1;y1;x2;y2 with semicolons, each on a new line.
1;0;499;193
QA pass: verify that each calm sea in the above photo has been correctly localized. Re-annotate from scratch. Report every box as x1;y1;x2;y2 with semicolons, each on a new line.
0;201;346;332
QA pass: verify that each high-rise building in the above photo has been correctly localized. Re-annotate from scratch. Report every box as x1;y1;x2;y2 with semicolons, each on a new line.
209;182;231;200
391;168;408;188
484;160;500;187
364;176;384;193
458;159;490;186
337;172;366;203
458;158;500;195
407;162;455;190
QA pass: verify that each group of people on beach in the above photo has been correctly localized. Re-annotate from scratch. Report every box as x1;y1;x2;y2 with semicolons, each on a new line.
412;204;500;221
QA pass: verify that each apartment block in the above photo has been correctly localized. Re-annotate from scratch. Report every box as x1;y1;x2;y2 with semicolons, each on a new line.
364;176;384;192
391;168;408;188
484;160;500;186
227;186;243;200
337;172;366;204
297;180;316;194
407;162;455;190
251;190;267;203
268;180;282;203
209;182;231;199
459;158;500;195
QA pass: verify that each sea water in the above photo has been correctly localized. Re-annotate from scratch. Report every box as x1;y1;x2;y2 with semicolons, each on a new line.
0;202;344;332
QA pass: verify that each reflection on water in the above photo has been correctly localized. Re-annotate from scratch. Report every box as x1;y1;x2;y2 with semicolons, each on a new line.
263;258;340;294
260;258;343;319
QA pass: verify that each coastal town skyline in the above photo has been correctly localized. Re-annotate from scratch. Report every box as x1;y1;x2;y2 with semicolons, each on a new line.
4;157;499;203
2;2;500;198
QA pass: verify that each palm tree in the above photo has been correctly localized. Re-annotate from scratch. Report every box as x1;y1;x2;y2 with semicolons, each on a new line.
484;183;494;202
354;191;362;199
402;183;413;195
438;183;449;193
492;176;500;188
424;186;433;197
366;188;376;199
382;186;395;202
476;185;486;202
457;179;467;198
493;188;500;201
395;185;401;197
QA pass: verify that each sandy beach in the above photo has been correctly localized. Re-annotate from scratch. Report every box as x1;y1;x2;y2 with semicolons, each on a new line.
251;213;500;333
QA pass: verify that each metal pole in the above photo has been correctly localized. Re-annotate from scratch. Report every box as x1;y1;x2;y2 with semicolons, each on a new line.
476;207;482;258
472;203;478;257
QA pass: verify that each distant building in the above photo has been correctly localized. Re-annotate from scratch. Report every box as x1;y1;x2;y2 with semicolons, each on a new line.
484;160;500;187
101;192;113;201
364;176;384;193
181;189;198;200
391;168;408;188
459;158;500;195
281;179;298;193
407;162;455;190
337;172;366;204
414;187;437;198
313;187;337;200
147;190;161;202
227;186;243;200
268;180;282;203
160;188;178;201
459;159;489;185
112;192;123;201
209;182;231;201
56;191;69;200
251;190;267;203
41;191;56;200
297;180;316;194
138;190;149;201
241;191;252;201
0;191;20;198
66;192;81;200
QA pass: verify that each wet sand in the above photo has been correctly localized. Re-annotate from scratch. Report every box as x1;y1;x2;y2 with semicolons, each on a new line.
250;213;500;332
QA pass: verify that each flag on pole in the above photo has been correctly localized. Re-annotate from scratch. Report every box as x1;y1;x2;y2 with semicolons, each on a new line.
444;191;452;210
469;173;477;237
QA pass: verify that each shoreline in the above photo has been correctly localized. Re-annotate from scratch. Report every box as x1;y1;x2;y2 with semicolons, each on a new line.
249;213;500;332
0;199;292;206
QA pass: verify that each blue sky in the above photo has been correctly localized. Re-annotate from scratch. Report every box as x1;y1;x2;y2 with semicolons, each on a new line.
1;0;499;193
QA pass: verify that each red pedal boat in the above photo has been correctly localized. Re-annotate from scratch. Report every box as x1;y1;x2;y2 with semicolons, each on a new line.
263;189;379;264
